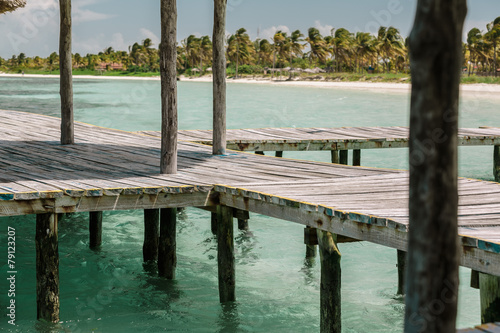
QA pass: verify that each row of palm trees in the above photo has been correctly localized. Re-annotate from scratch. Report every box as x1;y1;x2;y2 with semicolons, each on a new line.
2;19;500;76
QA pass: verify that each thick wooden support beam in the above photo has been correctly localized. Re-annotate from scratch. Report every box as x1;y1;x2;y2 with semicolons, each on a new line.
143;209;159;261
331;150;339;163
89;211;102;249
397;249;406;295
59;0;73;145
212;0;227;155
237;219;249;231
471;269;480;289
404;1;467;332
480;273;500;324
158;208;177;279
494;146;500;182
211;212;218;234
36;213;60;323
353;149;361;166
317;230;341;333
275;151;283;158
217;205;235;302
160;0;178;173
339;150;348;165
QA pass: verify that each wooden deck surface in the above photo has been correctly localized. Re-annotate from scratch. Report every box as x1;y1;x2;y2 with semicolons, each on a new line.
140;127;500;151
3;109;500;275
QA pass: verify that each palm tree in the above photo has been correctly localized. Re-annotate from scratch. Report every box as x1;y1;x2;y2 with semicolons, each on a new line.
467;28;482;76
333;28;354;72
184;35;201;70
257;39;273;66
485;17;500;76
227;28;254;78
352;32;375;73
288;30;304;68
378;26;404;73
199;35;212;71
305;28;328;66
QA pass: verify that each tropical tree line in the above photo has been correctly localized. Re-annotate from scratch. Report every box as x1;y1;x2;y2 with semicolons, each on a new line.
2;18;500;76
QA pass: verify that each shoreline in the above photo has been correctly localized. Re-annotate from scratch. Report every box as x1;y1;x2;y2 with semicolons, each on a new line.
1;73;500;94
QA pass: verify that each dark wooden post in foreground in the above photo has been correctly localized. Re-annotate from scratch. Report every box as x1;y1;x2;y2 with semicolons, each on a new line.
339;150;348;165
213;0;227;155
317;230;341;333
479;273;500;324
89;211;102;249
331;150;339;163
353;149;361;166
494;146;500;182
404;1;467;332
397;249;406;295
143;209;160;261
217;205;235;302
160;0;178;174
36;213;59;323
59;0;73;145
158;208;177;279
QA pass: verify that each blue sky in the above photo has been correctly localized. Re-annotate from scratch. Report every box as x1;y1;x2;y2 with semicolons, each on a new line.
0;0;499;58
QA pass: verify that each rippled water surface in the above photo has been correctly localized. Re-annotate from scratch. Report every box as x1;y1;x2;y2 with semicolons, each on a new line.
1;77;499;332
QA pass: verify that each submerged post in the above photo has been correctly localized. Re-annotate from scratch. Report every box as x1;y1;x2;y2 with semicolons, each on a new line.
160;0;178;173
59;0;73;144
397;249;406;295
317;230;341;333
479;273;500;324
304;226;318;258
404;1;467;333
36;213;60;323
217;205;235;302
339;150;348;165
494;146;500;182
331;150;339;163
158;208;177;279
353;149;361;166
143;209;160;261
213;0;227;155
89;211;102;249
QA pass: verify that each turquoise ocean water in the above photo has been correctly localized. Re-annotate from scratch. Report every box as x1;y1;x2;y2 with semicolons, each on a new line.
1;77;499;332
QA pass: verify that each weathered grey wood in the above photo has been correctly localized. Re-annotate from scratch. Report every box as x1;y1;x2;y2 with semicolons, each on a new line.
59;0;73;145
89;211;102;249
217;205;235;302
397;249;406;295
160;0;178;173
211;212;218;234
212;0;227;155
317;230;341;333
494;146;500;182
275;151;283;158
353;149;361;166
404;1;467;333
480;273;500;324
339;150;348;165
331;150;339;163
471;269;480;289
237;218;248;231
36;213;59;323
158;208;177;279
143;209;159;261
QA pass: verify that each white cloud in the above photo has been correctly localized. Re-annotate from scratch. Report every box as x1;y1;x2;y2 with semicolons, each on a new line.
314;20;335;37
73;0;115;24
73;32;131;54
260;25;291;40
139;28;160;47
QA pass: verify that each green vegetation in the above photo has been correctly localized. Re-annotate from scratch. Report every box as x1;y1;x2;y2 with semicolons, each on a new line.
2;17;500;84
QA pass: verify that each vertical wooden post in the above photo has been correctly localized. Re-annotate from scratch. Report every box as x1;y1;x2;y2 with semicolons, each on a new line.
36;213;59;323
275;151;283;158
143;209;159;261
397;249;406;295
304;226;318;258
255;151;264;155
59;0;73;145
89;211;102;249
353;149;361;166
404;1;467;333
479;273;500;324
217;205;235;302
158;208;177;279
317;230;341;333
331;150;339;164
494;145;500;182
471;269;480;289
339;150;348;165
213;0;227;155
160;0;178;174
211;212;218;234
237;219;249;231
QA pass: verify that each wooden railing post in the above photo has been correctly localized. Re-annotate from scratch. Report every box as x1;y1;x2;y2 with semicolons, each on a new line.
59;0;73;145
213;0;227;155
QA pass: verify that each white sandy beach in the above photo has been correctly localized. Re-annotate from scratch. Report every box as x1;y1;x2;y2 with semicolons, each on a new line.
1;73;499;94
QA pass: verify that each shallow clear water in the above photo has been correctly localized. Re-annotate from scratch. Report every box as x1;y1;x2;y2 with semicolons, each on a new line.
0;77;499;332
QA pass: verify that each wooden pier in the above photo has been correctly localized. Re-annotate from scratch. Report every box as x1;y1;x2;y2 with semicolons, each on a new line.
3;109;500;329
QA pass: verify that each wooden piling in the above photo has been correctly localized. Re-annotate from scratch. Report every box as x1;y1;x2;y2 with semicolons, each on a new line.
158;208;177;279
255;151;265;155
143;209;159;261
479;273;500;324
317;230;341;333
471;269;480;289
404;1;466;332
397;249;406;295
211;212;218;234
494;146;500;182
237;219;249;231
212;0;227;155
304;226;318;258
353;149;361;166
331;150;339;164
89;211;102;249
59;0;73;145
339;150;348;165
160;0;178;174
217;205;235;302
275;151;283;158
36;213;59;323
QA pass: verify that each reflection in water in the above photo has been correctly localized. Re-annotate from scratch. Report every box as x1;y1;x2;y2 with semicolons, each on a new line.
301;253;318;286
217;302;240;333
235;229;259;265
